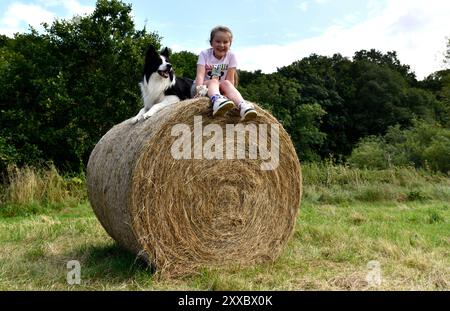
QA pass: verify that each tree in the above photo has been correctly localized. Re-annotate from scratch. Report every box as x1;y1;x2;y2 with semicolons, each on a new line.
348;61;409;137
335;53;439;156
239;72;326;161
170;50;197;80
353;49;416;83
418;69;450;127
0;0;161;172
278;54;349;158
445;38;450;65
238;51;439;161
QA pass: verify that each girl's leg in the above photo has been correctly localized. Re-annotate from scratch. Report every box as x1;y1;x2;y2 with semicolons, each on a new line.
204;79;234;117
220;80;258;121
219;80;244;104
204;79;220;97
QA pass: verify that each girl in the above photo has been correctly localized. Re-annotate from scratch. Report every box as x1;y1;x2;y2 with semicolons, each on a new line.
194;26;257;121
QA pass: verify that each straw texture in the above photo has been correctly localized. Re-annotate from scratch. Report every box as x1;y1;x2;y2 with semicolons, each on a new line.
87;98;302;277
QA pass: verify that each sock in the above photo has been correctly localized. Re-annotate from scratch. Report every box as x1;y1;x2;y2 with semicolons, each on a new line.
210;94;221;102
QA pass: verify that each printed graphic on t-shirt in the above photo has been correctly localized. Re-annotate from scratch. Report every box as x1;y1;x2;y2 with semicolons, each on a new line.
206;64;228;80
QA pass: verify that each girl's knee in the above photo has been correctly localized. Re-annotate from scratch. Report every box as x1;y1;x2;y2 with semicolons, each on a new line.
220;80;235;91
220;80;233;87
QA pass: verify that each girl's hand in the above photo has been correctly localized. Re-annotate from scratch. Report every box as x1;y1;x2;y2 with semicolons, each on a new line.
194;85;208;98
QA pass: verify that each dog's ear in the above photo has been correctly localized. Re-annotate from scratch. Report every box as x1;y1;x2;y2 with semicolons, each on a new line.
143;45;160;82
161;47;170;58
144;45;160;70
145;45;158;60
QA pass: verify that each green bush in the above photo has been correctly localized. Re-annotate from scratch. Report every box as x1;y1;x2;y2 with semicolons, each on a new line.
348;121;450;173
345;136;389;169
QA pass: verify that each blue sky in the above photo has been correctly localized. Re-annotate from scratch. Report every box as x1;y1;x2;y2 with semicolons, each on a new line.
132;0;375;47
1;0;449;79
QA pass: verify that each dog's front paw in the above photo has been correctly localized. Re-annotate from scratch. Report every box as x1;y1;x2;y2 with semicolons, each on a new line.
131;114;145;124
143;111;154;120
195;85;208;97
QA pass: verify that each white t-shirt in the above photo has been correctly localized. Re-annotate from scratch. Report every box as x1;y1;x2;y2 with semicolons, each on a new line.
197;48;238;81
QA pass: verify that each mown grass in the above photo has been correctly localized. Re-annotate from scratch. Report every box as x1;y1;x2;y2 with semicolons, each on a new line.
0;163;448;290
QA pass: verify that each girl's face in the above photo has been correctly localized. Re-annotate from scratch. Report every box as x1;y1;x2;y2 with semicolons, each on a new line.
211;31;232;59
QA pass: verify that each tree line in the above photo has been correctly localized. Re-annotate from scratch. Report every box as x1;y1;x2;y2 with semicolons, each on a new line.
1;0;449;174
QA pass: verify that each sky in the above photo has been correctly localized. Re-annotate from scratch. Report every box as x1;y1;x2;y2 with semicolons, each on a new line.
0;0;449;79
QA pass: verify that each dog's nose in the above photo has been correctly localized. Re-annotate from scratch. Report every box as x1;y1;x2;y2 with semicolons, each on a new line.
166;63;172;70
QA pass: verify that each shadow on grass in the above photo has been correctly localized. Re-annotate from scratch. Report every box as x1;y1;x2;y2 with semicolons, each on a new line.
73;243;155;282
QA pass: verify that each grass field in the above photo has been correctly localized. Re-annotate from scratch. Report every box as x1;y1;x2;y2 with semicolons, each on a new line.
0;163;449;290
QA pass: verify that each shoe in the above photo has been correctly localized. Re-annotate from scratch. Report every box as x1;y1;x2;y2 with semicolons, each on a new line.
240;101;258;121
212;95;235;117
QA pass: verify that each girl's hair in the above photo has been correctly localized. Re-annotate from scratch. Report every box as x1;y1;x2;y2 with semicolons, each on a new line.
209;25;233;44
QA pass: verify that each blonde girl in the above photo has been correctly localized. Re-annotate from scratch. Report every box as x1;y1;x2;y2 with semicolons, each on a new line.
194;26;257;121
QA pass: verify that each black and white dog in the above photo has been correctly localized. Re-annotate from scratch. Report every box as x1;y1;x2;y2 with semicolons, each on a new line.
132;46;198;123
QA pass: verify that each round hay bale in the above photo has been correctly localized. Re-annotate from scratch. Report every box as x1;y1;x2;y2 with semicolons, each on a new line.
87;97;302;277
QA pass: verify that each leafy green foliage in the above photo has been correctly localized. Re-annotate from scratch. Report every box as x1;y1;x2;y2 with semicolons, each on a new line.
419;69;450;127
170;50;197;80
445;38;450;65
239;72;326;161
0;0;161;172
353;49;416;82
277;54;348;157
239;49;443;162
348;121;450;173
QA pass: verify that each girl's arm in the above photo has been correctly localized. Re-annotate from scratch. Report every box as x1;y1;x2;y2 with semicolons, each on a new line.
225;67;236;86
195;64;206;86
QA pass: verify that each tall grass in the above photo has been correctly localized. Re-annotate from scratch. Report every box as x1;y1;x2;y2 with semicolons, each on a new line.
301;161;450;205
0;164;86;217
1;161;448;217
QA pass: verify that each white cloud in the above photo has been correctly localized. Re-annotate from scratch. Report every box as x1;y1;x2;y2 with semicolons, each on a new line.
0;2;55;36
236;0;450;79
0;1;94;37
40;0;94;17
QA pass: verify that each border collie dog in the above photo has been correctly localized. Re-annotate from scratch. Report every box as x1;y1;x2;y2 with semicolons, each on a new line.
132;46;194;123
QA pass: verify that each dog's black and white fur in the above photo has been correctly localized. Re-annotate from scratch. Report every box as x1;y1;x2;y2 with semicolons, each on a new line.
132;46;194;123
